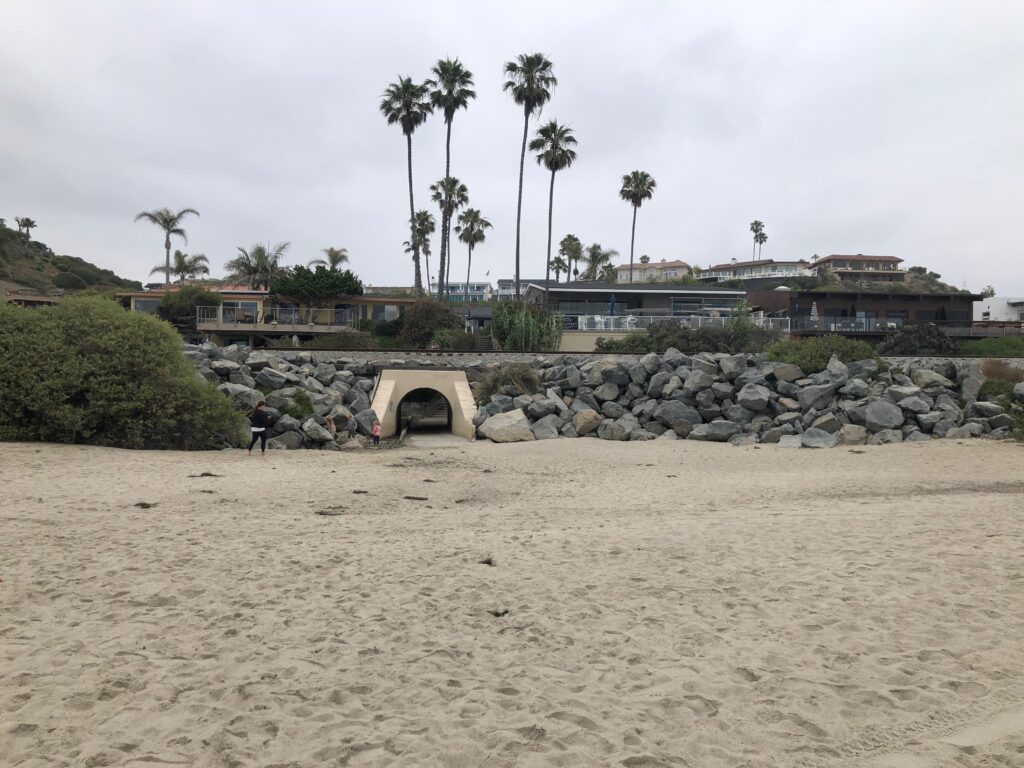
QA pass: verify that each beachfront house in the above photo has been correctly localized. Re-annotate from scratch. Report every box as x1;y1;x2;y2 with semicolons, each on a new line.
429;281;493;303
612;259;692;283
700;258;815;284
813;254;906;283
974;296;1024;323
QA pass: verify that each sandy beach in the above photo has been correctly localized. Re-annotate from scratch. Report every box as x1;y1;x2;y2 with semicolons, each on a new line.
2;438;1023;768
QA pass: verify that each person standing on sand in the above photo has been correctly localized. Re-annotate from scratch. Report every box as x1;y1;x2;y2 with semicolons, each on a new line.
347;416;358;439
372;419;381;446
248;401;270;455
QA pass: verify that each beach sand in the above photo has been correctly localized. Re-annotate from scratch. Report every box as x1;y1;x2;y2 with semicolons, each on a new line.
2;438;1023;768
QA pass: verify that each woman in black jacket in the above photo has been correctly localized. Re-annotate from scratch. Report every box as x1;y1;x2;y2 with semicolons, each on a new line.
248;401;270;455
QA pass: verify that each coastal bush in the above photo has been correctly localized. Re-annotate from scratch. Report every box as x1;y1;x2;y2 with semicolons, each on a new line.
398;299;463;347
877;323;956;356
764;334;877;374
960;337;1024;358
431;329;475;351
53;271;87;290
282;390;314;421
157;285;222;341
595;321;774;355
269;265;363;303
476;363;540;404
492;302;562;352
0;297;247;449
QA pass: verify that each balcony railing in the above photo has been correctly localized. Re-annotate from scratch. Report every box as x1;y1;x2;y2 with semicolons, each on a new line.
565;314;791;333
196;306;358;330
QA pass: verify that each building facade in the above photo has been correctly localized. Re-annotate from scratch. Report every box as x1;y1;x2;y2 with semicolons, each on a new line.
813;254;906;283
612;259;691;283
429;281;493;302
974;296;1024;322
701;258;814;283
496;278;546;300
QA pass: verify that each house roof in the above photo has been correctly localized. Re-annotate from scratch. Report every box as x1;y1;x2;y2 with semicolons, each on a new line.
749;289;981;301
525;280;744;295
706;258;809;271
615;259;690;270
815;254;904;264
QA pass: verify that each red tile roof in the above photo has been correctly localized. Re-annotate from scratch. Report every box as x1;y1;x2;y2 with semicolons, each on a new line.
816;254;903;264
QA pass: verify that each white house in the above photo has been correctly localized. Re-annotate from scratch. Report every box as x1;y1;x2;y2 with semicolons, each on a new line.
973;296;1024;322
613;259;691;283
701;258;815;283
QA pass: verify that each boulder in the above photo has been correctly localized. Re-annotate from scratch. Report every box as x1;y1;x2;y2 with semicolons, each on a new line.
654;400;702;428
630;428;658;441
811;412;842;434
273;414;302;435
867;428;904;445
217;383;262;411
687;421;741;442
839;379;870;398
801;427;839;449
560;422;579;438
836;424;868;445
865;399;905;432
267;432;304;450
911;369;954;389
301;418;334;443
760;424;795;443
973;401;1006;417
531;414;562;440
946;422;984;439
736;383;771;412
354;409;378;436
771;363;805;383
797;383;835;410
255;367;290;390
640;352;662;374
646;371;672;398
573;409;603;436
673;419;694;438
729;432;759;447
777;434;803;448
601;401;626;419
847;359;879;380
682;370;716;396
526;398;559;419
906;431;932;443
691;357;718;375
597;420;629;441
1014;382;1024;404
710;382;735;401
592;382;620;403
897;396;931;414
210;359;241;376
479;409;535;442
718;354;748;381
825;355;849;379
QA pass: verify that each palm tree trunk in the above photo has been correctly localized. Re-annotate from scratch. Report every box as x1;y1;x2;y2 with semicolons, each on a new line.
629;206;638;284
544;169;556;311
758;241;763;260
164;233;171;287
406;134;423;296
752;239;756;261
464;243;472;306
438;212;447;300
513;108;529;301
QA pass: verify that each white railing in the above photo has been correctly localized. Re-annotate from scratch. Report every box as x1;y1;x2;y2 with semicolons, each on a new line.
196;306;358;328
567;315;791;333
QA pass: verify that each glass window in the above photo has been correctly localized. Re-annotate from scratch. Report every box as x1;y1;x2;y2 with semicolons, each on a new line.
133;298;161;314
915;310;937;322
222;301;258;323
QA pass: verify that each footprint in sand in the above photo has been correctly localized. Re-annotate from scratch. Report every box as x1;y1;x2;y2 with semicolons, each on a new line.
940;680;989;697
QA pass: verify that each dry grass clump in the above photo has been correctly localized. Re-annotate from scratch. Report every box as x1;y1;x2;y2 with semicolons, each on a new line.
980;359;1024;384
475;363;540;405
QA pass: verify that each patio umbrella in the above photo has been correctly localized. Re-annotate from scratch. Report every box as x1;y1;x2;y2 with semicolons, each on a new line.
609;293;617;316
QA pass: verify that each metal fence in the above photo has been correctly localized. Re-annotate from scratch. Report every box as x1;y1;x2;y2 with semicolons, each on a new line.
196;306;357;327
565;314;791;333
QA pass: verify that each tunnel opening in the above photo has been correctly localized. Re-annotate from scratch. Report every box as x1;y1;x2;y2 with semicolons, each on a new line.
397;388;453;435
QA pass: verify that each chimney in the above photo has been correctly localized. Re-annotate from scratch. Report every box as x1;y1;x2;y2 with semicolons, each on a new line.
731;258;737;264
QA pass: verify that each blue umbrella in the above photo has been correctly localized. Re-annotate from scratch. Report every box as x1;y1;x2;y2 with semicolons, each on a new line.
609;293;617;316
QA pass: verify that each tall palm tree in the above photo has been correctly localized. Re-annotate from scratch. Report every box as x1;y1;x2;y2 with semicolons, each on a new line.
380;77;433;295
598;263;618;283
619;171;656;284
550;255;569;282
426;58;476;282
429;176;469;298
223;241;290;290
134;207;199;287
749;220;764;260
503;53;557;300
409;210;436;290
15;217;37;259
529;119;578;309
309;247;349;271
559;234;582;282
455;208;492;306
639;254;650;265
151;250;210;282
583;243;618;280
756;230;768;260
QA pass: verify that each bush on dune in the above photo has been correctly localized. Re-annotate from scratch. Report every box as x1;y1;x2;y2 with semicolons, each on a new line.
0;297;247;449
764;334;877;374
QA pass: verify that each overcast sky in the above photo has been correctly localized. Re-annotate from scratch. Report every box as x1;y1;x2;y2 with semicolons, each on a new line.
2;2;1022;293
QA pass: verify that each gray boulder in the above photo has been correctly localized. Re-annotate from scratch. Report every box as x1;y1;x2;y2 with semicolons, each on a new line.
273;414;302;434
1014;382;1024;404
267;432;304;450
797;383;835;410
217;382;262;411
839;379;870;398
654;400;702;428
865;399;905;432
771;363;805;383
825;355;849;379
973;401;1005;417
301;418;334;443
573;409;603;436
597;420;629;441
255;367;291;390
801;427;839;449
946;422;984;439
736;383;771;411
646;371;671;398
244;352;279;372
479;409;535;442
777;434;803;448
592;381;620;403
811;412;842;434
718;354;748;380
531;414;562;440
867;428;904;445
210;359;241;376
682;370;716;396
847;359;879;380
640;352;662;374
526;398;559;419
906;431;932;443
898;396;931;414
836;424;868;445
761;424;796;443
601;401;626;419
729;433;759;447
354;409;379;436
911;369;954;389
687;421;741;442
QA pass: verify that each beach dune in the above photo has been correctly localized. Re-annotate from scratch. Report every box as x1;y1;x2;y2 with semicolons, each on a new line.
2;439;1023;767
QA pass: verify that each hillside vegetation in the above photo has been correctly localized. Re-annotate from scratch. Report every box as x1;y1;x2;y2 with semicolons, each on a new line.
0;222;141;293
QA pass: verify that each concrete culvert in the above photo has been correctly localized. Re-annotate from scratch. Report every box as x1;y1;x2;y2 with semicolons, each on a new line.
370;368;476;441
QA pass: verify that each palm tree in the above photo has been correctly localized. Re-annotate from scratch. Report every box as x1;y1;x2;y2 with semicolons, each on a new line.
598;264;617;283
619;171;656;284
151;250;210;282
426;58;475;283
309;247;349;271
503;53;557;300
134;207;199;287
380;77;433;295
223;241;290;290
408;210;436;290
550;255;569;282
429;176;469;298
529;119;577;309
455;208;492;306
756;230;768;260
749;220;764;260
639;254;650;264
15;217;37;259
559;234;582;283
583;243;618;280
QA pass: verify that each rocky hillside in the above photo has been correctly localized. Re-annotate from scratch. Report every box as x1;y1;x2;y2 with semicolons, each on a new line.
0;223;141;293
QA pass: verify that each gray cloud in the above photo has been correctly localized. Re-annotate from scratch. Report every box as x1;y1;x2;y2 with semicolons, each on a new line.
2;1;1022;293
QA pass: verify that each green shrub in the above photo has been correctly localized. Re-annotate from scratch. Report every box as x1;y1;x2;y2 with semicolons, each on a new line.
877;323;956;356
765;334;877;374
0;297;247;449
398;299;463;347
270;265;363;303
282;390;313;421
476;363;540;404
492;301;562;351
157;285;222;340
53;271;87;289
960;337;1024;358
979;379;1014;401
595;321;775;355
431;329;475;351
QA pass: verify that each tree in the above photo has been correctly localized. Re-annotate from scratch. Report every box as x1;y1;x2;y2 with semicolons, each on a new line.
398;299;463;347
550;255;569;282
15;217;37;239
455;208;492;306
406;210;436;290
756;230;767;259
151;250;210;283
503;53;557;300
270;265;363;305
980;285;996;298
223;241;290;290
426;58;476;287
134;207;199;287
380;77;433;295
157;285;222;340
529;119;577;309
308;246;349;272
619;171;656;283
598;264;617;283
749;220;764;260
583;243;618;279
559;234;583;282
429;176;469;297
639;254;650;265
